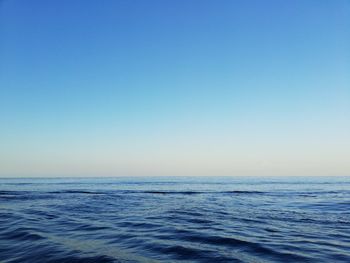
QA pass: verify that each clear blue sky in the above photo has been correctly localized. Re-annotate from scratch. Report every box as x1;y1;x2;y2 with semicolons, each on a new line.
1;0;349;177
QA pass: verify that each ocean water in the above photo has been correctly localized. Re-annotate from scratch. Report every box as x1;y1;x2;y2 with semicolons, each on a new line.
0;177;349;263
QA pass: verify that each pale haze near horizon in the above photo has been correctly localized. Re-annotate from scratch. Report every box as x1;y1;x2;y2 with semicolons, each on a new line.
0;0;349;177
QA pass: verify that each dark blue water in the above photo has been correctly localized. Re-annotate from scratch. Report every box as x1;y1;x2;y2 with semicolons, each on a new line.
0;177;349;262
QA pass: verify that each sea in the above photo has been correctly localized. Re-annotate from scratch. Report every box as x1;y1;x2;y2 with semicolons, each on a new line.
0;176;349;263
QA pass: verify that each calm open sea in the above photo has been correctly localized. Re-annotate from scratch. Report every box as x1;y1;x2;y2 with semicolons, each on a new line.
0;176;349;262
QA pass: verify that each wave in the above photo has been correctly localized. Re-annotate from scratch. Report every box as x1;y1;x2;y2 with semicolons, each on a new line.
49;190;105;194
130;190;266;195
3;189;350;197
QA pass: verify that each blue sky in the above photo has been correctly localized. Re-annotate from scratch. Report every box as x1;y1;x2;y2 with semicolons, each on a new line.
1;0;349;176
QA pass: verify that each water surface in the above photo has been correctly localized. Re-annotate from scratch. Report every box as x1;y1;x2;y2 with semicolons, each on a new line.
0;176;349;262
